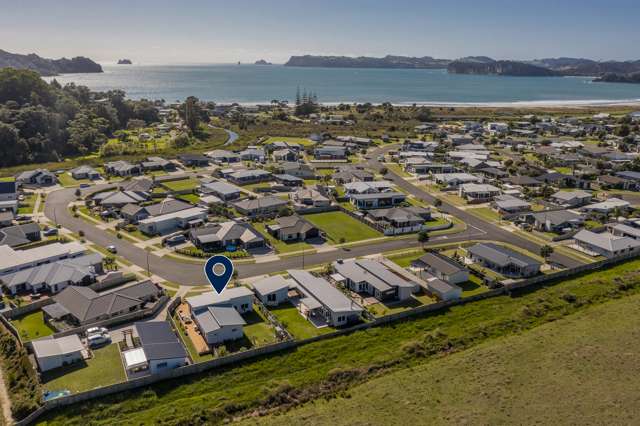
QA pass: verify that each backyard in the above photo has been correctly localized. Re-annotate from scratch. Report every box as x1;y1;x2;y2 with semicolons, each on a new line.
161;178;200;192
252;222;315;254
269;304;333;340
303;211;381;243
11;310;55;341
41;344;126;393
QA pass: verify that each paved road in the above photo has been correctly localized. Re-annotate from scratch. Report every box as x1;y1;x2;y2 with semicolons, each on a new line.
45;185;483;285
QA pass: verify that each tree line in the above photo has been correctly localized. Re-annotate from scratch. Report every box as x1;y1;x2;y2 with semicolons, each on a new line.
0;67;161;167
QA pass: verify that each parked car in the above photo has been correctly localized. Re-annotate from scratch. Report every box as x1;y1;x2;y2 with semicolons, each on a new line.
107;245;117;253
43;228;58;237
79;183;90;188
87;333;111;348
86;327;108;336
165;235;186;246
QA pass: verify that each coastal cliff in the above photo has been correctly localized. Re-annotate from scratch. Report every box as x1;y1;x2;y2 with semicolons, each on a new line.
447;59;560;77
0;49;102;76
594;72;640;84
285;55;451;69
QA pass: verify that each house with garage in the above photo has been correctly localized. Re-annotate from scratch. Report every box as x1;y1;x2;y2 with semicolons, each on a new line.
433;173;482;189
0;222;41;248
467;243;541;278
0;242;86;276
290;188;331;208
572;229;640;258
252;275;292;306
70;165;101;180
273;174;304;187
239;148;266;163
92;190;149;210
31;334;85;372
527;210;585;233
121;198;192;224
332;259;416;302
411;252;469;285
277;162;315;179
492;194;531;215
402;139;438;152
287;269;362;327
581;198;631;215
139;157;177;172
0;181;18;214
200;181;241;201
15;169;57;186
178;154;210;167
271;148;298;163
458;183;501;203
343;180;395;195
349;192;406;210
314;146;347;160
266;215;319;241
48;280;162;325
104;161;141;177
189;221;265;252
1;252;103;295
138;206;208;235
226;170;272;185
333;168;374;184
233;196;288;217
187;286;254;314
550;190;592;208
366;206;431;235
123;321;189;375
206;149;241;164
424;277;462;301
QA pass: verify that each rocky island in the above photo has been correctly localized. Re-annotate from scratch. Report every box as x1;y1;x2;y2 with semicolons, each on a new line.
117;59;132;65
0;49;102;76
254;59;272;65
594;72;640;84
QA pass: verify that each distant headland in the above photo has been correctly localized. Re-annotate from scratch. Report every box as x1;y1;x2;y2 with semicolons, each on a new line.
254;59;272;65
117;59;132;65
0;49;102;76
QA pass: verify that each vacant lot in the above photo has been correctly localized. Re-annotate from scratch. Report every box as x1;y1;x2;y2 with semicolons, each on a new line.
303;211;381;243
245;293;640;426
41;259;640;425
41;344;126;393
161;178;199;192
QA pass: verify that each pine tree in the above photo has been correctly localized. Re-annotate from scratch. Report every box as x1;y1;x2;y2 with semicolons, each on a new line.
295;86;301;106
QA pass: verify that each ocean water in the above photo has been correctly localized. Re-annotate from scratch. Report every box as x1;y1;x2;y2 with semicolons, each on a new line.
44;64;640;105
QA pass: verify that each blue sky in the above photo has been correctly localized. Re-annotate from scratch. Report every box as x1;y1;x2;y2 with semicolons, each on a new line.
1;0;638;64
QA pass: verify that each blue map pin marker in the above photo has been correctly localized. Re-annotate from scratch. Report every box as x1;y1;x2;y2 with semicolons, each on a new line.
204;255;234;294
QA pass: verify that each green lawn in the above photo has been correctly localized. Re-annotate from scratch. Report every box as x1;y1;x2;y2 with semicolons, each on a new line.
252;222;314;254
177;193;201;204
41;344;126;393
242;309;278;347
270;304;333;340
467;207;501;223
384;163;411;177
303;211;381;243
248;292;640;426
387;249;425;268
18;193;37;214
263;136;316;147
0;176;15;182
39;256;640;425
11;311;55;341
161;178;200;192
57;173;91;188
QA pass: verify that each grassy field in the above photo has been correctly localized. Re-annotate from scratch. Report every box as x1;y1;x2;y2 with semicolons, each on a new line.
262;136;316;147
11;311;55;341
41;344;126;394
467;206;501;223
39;257;640;425
242;309;278;347
303;211;381;243
245;293;640;425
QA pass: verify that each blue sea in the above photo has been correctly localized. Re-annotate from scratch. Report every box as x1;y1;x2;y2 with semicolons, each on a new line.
44;64;640;105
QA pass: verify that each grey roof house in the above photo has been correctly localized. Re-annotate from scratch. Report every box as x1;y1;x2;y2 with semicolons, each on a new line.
467;243;541;278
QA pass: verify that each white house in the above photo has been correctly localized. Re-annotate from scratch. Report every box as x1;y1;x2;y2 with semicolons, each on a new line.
411;252;469;285
194;306;246;345
332;259;416;302
31;335;84;372
572;229;640;258
123;321;189;375
138;207;208;235
186;287;254;314
252;275;292;306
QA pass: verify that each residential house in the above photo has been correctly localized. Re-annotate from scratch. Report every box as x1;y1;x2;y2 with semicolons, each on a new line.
31;334;84;372
271;149;298;163
277;162;315;179
138;206;208;235
92;190;149;209
1;252;102;295
266;215;319;241
411;252;469;285
178;154;210;167
433;173;482;189
0;181;18;213
193;306;246;345
537;172;590;189
290;188;331;208
333;259;416;302
287;269;362;327
239;148;266;163
314;146;347;160
252;275;292;306
70;165;101;180
598;175;636;191
366;206;431;235
139;157;176;172
423;277;462;301
16;169;57;186
333;169;374;184
581;198;631;214
48;281;161;325
527;210;584;233
550;190;592;208
349;192;406;210
458;183;501;203
121;198;192;224
123;321;189;375
467;243;541;278
0;242;86;276
189;221;265;252
233;196;288;217
492;194;531;215
0;222;41;248
186;287;254;314
573;229;640;258
200;181;241;201
104;161;141;177
227;170;272;185
206;149;241;164
343;181;395;195
273;174;303;187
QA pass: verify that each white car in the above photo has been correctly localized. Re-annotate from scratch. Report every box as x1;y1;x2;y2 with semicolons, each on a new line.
86;327;108;336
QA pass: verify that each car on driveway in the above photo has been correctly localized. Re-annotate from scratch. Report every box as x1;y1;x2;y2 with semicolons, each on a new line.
107;245;117;253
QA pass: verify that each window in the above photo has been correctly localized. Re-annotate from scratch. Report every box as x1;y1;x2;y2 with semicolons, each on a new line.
267;294;277;302
157;362;168;369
